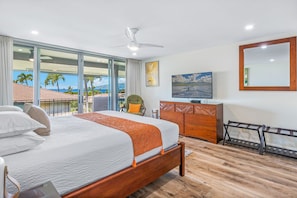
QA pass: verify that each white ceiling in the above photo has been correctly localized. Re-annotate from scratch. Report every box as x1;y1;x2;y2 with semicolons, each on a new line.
0;0;296;60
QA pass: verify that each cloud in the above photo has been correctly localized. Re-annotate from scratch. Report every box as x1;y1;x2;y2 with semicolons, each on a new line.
173;72;212;83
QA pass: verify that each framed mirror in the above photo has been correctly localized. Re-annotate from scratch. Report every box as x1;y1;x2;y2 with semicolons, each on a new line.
239;37;296;91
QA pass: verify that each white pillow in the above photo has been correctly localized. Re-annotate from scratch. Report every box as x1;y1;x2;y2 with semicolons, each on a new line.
0;111;46;138
0;131;45;156
24;103;51;136
0;105;23;112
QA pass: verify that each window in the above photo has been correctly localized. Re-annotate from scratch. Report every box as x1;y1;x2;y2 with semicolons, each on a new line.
114;59;126;111
13;45;34;107
40;49;78;116
13;42;126;116
83;55;109;112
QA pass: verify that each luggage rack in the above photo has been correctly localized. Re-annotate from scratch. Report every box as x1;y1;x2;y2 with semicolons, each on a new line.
223;120;265;154
263;127;297;159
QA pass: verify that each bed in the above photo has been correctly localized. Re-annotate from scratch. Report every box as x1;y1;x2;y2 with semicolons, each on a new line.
2;110;185;197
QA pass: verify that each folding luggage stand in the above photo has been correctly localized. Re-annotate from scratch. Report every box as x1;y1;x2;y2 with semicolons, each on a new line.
223;120;265;155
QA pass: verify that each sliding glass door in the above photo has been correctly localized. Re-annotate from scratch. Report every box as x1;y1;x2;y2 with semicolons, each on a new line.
82;56;126;112
13;41;126;116
83;55;109;112
12;45;34;107
39;49;79;116
114;59;126;111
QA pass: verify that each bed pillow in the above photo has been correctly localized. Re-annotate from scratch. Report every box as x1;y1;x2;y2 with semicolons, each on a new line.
0;131;45;156
24;103;51;136
0;111;46;138
0;105;23;112
128;103;141;113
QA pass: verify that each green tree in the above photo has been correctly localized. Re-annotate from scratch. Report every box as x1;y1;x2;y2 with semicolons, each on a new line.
44;73;65;92
66;86;73;94
84;76;101;112
15;73;33;86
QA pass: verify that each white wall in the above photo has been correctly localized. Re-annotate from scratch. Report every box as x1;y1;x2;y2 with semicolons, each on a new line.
140;39;297;148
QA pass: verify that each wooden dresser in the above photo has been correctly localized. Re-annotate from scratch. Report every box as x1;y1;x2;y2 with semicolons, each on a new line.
160;101;223;144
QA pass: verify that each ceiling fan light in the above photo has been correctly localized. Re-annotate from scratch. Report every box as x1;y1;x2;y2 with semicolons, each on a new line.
130;46;139;51
127;42;139;51
127;45;139;51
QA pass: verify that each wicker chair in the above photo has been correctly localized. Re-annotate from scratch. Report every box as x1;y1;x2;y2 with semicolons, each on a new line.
124;95;146;116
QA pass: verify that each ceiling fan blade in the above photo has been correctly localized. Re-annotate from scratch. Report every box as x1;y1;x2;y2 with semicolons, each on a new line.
138;43;164;48
125;27;138;41
124;27;164;50
29;49;52;60
111;44;127;48
40;56;52;60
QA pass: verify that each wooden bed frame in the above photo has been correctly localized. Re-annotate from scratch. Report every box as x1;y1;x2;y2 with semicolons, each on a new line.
63;142;185;198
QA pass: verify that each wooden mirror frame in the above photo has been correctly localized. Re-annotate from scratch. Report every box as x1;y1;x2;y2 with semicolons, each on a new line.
239;37;296;91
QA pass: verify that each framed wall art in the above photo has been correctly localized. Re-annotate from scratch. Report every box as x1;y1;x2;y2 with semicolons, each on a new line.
145;61;159;87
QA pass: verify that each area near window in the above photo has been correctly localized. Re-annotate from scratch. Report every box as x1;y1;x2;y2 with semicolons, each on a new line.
13;42;126;116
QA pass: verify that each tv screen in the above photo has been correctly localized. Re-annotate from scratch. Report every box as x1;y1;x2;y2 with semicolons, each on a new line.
172;72;213;99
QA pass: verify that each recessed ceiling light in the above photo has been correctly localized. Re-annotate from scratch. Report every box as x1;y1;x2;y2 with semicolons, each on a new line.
270;59;275;62
31;30;39;35
245;24;254;31
132;52;137;56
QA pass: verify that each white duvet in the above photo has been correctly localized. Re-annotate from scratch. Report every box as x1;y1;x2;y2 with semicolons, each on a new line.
3;111;179;195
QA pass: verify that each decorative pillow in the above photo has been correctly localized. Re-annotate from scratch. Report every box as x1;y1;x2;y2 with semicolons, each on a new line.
0;105;23;112
0;131;45;156
128;103;141;113
24;103;51;136
0;111;46;138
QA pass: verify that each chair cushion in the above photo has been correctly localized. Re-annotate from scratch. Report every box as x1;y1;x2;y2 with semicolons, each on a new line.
128;103;141;113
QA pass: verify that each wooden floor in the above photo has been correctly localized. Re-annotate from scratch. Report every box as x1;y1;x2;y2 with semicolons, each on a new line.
129;136;297;198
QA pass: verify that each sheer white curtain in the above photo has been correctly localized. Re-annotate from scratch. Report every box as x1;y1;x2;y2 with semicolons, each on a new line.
126;59;141;97
0;36;13;105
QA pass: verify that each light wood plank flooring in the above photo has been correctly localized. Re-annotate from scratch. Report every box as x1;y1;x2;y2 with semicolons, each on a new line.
129;136;297;198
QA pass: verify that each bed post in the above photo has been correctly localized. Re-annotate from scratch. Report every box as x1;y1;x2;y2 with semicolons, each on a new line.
179;142;185;176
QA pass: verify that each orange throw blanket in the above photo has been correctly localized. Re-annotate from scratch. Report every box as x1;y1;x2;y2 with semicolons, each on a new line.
75;113;163;167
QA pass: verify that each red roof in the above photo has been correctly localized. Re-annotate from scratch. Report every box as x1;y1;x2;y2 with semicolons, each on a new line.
13;83;77;102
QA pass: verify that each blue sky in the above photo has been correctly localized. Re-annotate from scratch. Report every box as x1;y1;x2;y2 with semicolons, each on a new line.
13;71;125;90
172;72;212;83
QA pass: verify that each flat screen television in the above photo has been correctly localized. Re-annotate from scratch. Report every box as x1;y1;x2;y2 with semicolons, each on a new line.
172;72;213;99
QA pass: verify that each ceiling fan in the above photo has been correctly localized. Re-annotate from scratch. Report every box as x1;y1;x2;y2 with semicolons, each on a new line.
125;27;164;51
29;49;52;61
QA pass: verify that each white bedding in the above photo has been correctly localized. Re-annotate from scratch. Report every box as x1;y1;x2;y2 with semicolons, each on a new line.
3;111;179;195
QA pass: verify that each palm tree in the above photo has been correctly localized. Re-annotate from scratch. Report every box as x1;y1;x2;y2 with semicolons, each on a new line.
44;73;65;92
15;73;33;86
67;86;73;94
84;76;93;112
84;76;101;112
44;77;50;88
84;76;95;96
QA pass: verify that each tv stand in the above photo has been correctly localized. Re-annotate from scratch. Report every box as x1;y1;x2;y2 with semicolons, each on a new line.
160;101;223;144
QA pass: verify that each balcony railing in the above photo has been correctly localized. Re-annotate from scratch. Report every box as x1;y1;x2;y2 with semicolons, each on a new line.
14;99;77;117
14;94;125;117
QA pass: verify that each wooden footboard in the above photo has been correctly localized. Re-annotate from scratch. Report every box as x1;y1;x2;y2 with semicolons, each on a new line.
63;142;185;198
